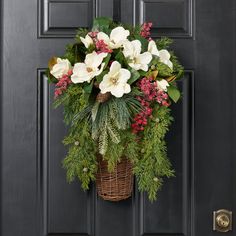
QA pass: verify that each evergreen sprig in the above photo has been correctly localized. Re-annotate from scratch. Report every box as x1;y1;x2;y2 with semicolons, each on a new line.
134;105;175;201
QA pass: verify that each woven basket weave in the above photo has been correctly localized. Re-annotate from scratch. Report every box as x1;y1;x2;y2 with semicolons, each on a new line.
96;157;133;201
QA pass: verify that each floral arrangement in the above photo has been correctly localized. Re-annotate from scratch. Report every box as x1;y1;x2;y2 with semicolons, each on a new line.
47;17;184;201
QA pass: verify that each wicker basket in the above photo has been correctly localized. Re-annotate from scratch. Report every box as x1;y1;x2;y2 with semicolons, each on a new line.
96;157;133;201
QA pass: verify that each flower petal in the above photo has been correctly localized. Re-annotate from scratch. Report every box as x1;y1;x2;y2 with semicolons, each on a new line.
148;40;159;56
123;40;134;58
131;40;142;56
85;51;107;68
110;26;130;44
80;35;93;48
159;49;171;61
50;58;71;79
157;79;169;91
94;62;106;76
124;83;131;94
71;63;91;83
97;32;110;44
165;60;173;70
110;84;126;98
139;52;152;65
109;61;121;76
128;62;141;71
119;68;131;83
99;74;111;93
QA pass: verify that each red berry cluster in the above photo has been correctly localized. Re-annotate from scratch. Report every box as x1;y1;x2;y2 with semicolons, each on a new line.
54;70;72;98
95;39;113;54
140;22;153;40
131;77;169;134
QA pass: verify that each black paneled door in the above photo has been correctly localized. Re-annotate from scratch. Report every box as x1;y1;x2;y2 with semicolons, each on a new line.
1;0;236;236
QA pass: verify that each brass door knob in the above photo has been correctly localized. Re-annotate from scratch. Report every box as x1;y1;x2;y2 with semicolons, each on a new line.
213;209;232;232
216;214;230;228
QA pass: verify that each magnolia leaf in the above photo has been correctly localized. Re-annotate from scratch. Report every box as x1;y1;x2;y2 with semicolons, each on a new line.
128;69;140;85
48;57;57;70
151;70;159;79
83;81;93;94
103;54;111;70
156;62;173;77
167;85;181;103
96;70;108;83
115;50;126;65
166;75;176;82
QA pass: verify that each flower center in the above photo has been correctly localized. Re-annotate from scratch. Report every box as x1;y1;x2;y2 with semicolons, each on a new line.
87;67;93;73
110;76;119;85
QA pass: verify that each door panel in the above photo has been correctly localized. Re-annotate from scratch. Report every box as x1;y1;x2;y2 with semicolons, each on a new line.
1;0;236;236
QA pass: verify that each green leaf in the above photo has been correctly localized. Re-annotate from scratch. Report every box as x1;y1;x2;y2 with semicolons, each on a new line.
92;17;112;33
115;50;127;66
156;62;173;77
103;54;111;70
83;81;93;94
128;68;140;85
167;85;181;103
96;70;108;83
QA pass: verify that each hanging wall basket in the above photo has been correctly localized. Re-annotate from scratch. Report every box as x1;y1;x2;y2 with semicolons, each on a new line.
46;17;185;202
96;157;133;201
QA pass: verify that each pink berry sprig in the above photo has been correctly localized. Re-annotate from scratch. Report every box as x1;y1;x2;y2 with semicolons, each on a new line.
131;77;170;134
54;70;73;98
140;22;153;40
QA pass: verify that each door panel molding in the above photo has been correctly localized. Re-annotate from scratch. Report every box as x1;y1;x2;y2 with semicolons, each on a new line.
135;0;194;38
37;69;95;236
134;72;195;236
38;0;97;38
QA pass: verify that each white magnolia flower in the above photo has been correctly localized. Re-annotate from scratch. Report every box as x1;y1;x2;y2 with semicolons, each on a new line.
71;51;107;83
156;79;169;91
99;61;131;98
97;26;130;49
148;40;159;57
148;40;173;70
159;49;173;69
80;34;93;48
123;40;152;71
50;58;71;79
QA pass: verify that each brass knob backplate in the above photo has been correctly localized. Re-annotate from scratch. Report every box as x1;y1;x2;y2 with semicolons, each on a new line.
213;209;232;232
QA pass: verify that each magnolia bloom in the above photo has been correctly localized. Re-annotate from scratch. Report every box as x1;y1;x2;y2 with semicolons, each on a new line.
148;40;173;70
148;40;159;57
99;61;131;98
156;79;169;91
80;34;94;48
97;26;130;49
50;58;72;79
123;40;152;71
159;49;173;69
71;51;107;83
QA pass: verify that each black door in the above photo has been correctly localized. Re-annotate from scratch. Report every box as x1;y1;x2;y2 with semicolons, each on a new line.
1;0;236;235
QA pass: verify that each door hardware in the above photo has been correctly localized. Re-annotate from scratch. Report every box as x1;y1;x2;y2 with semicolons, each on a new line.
213;209;232;232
